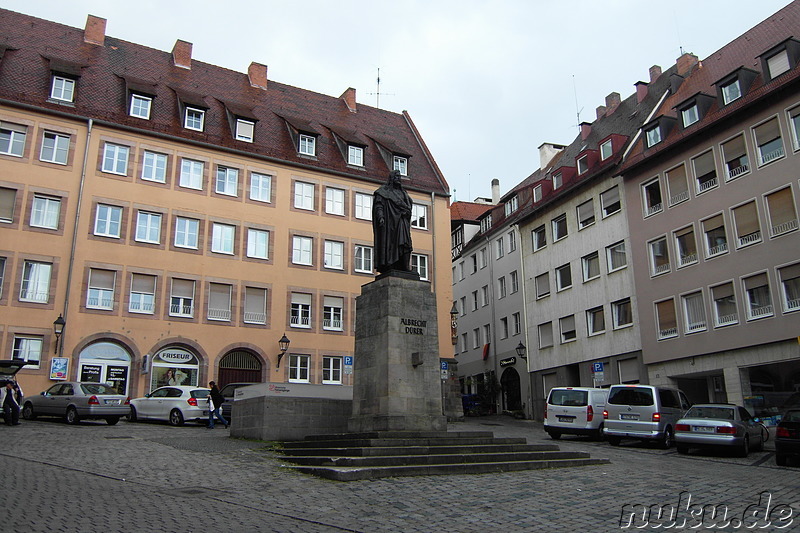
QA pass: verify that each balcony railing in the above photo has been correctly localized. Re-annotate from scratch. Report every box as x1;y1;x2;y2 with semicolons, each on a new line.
290;315;311;327
687;321;707;332
208;308;231;321
170;304;193;316
727;163;749;180
669;190;690;206
787;298;800;311
323;318;343;330
20;290;49;303
697;176;718;193
759;146;785;165
750;305;773;318
87;297;113;309
243;311;267;324
679;253;697;267
658;327;677;339
707;242;728;256
771;218;799;237
653;263;670;275
738;231;761;247
645;203;663;217
716;313;738;326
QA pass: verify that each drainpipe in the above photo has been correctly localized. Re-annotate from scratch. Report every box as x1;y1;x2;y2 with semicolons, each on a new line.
429;192;436;294
485;235;499;413
512;223;532;419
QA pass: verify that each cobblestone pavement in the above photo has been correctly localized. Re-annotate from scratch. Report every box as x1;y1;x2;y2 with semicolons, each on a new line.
2;415;799;532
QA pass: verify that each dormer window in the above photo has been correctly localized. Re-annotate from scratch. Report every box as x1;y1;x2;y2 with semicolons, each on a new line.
299;134;316;156
480;214;492;233
51;75;75;102
716;68;757;107
577;155;589;175
533;184;542;202
760;39;800;81
600;139;612;160
643;116;676;149
235;119;254;142
552;173;562;189
393;155;408;176
681;105;699;127
348;145;364;166
504;195;518;216
130;94;152;119
645;126;662;147
766;50;791;79
184;107;205;131
721;79;741;105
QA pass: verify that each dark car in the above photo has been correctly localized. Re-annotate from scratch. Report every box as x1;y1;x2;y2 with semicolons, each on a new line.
218;382;258;420
776;409;800;466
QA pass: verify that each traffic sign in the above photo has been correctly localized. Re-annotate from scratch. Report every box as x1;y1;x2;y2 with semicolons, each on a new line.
344;356;353;366
592;362;604;373
440;361;448;370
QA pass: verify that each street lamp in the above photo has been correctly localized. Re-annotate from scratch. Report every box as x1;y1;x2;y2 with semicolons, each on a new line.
53;314;66;353
450;302;459;346
515;341;527;360
276;333;290;369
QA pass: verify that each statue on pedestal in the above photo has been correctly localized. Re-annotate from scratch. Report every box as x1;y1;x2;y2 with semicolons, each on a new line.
372;170;413;273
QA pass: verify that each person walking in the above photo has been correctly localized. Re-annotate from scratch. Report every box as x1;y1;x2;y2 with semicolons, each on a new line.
1;380;24;426
207;381;228;429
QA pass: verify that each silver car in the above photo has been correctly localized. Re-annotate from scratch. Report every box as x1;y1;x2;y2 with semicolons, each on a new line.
675;404;767;457
21;382;130;425
129;386;210;426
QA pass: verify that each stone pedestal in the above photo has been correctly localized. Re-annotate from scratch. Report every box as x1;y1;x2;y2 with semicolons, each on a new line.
349;272;446;432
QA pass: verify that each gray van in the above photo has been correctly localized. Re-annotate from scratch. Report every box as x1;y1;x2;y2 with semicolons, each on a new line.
544;387;608;440
603;384;691;448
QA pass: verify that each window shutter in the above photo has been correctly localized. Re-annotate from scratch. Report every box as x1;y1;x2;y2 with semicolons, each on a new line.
779;264;800;282
132;274;155;293
766;188;796;226
245;287;266;314
693;151;715;177
754;118;780;144
89;269;115;289
722;135;747;160
172;278;194;298
712;283;735;300
291;293;312;305
209;283;231;309
656;300;677;329
767;51;790;78
744;273;768;291
0;187;16;220
733;202;759;236
703;214;724;232
618;358;639;383
323;296;343;308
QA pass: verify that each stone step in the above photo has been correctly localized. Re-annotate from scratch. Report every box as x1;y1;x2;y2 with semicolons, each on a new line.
282;436;529;449
302;430;497;441
280;450;591;467
280;443;560;457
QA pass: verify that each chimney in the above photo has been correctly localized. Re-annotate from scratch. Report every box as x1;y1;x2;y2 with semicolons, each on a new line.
596;105;607;119
172;40;192;69
635;81;649;103
580;121;592;140
538;142;564;169
676;53;699;77
605;92;621;115
84;15;106;46
340;87;357;113
649;65;663;83
491;179;500;204
248;62;268;89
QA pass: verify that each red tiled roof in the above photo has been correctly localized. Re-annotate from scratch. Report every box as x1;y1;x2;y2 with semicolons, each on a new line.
450;201;494;222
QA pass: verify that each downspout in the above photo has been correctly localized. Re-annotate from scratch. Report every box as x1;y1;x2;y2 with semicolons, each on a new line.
485;235;499;413
429;192;436;294
512;223;532;418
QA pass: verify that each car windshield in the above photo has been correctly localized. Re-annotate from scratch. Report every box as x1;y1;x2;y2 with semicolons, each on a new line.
80;383;118;395
608;387;654;406
685;406;734;420
191;390;210;399
549;390;588;407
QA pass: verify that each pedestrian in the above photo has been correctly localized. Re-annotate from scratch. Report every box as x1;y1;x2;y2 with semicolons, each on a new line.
207;381;228;429
1;380;23;426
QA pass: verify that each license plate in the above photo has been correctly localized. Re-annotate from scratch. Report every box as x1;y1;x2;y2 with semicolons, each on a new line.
105;399;120;405
621;414;638;420
693;426;714;433
557;416;574;423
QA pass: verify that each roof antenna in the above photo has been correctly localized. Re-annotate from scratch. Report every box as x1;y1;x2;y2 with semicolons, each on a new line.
572;75;583;127
367;67;394;109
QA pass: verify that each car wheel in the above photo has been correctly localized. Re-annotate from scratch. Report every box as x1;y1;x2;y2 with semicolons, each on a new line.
547;431;561;440
660;427;673;449
22;403;36;420
106;416;120;425
607;436;621;446
738;435;750;458
66;406;80;425
677;445;689;455
169;409;184;426
776;453;788;466
595;425;605;441
128;406;138;422
754;432;765;452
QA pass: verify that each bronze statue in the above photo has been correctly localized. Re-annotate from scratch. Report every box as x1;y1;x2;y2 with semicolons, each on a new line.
373;170;413;273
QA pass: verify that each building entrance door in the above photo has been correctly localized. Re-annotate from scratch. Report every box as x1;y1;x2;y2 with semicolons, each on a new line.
501;367;522;411
218;350;262;387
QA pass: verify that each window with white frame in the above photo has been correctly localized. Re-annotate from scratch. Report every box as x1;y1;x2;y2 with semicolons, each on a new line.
471;290;478;311
323;356;342;384
656;299;678;339
480;214;492;233
235;119;254;142
298;134;316;156
693;150;718;194
606;241;627;272
721;79;742;105
130;94;152;119
411;253;428;280
355;193;372;220
665;164;690;206
508;230;516;252
50;75;75;102
533;184;542;202
325;187;345;216
291;293;312;328
510;270;519;293
497;276;507;299
711;283;738;327
582;252;600;282
532;225;546;251
288;354;310;382
778;264;800;313
184;107;205;131
294;181;315;210
94;204;122;238
135;211;161;243
512;312;521;335
645;125;662;147
649;237;670;276
247;228;269;259
577;155;589;174
169;278;195;317
500;317;509;339
141;151;167;182
324;240;344;270
577;199;595;229
12;336;42;368
765;187;798;237
0;121;26;157
732;201;761;248
721;134;749;180
600;139;613;160
250;172;272;202
682;291;707;333
766;49;791;79
292;236;313;265
600;186;621;216
552;173;562;189
560;315;576;343
30;195;60;229
461;333;468;353
470;254;477;274
179;158;203;190
102;143;129;175
472;328;481;349
495;237;504;259
483;324;491;346
556;263;572;291
393;155;408;176
754;117;784;165
20;261;51;303
208;283;232;321
538;322;553;348
215;166;238;196
243;287;267;324
701;214;728;257
348;145;363;166
40;131;69;164
681;104;699;127
789;106;800;151
323;296;344;331
129;273;156;314
411;204;428;229
612;298;633;329
504;195;518;216
642;179;663;216
481;285;489;306
586;306;605;335
674;226;698;267
743;273;773;320
354;245;373;273
211;223;235;254
174;217;199;249
479;247;487;268
0;257;5;300
535;272;550;299
552;214;568;241
459;297;466;316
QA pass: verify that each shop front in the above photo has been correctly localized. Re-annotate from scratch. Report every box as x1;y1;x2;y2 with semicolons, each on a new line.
77;341;132;396
150;346;201;392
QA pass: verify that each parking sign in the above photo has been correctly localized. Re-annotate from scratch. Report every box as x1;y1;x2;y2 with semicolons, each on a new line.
592;362;604;373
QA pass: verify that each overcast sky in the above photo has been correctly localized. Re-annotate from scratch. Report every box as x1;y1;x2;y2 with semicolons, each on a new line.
5;0;793;201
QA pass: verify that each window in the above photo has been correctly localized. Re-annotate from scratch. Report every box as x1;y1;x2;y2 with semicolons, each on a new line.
510;270;519;293
292;236;313;265
184;107;205;131
504;195;518;216
350;193;372;222
535;273;550;299
711;283;738;327
682;291;707;333
169;279;195;317
461;333;468;353
600;186;621;217
325;188;345;216
577;155;589;174
577;199;595;229
586;306;605;335
102;143;129;175
298;134;316;156
324;240;344;270
665;165;690;206
766;50;791;79
215;166;238;196
30;195;60;229
701;215;728;257
135;211;161;243
354;245;373;273
94;204;122;238
130;94;152;119
538;322;553;349
294;181;315;211
674;226;698;267
720;135;749;180
470;254;477;274
743;273;773;320
291;293;312;328
656;300;678;339
754;117;784;165
552;214;567;241
0;257;5;299
765;187;798;237
235;119;254;142
612;298;633;329
606;241;627;272
20;261;51;303
211;223;235;254
533;184;542;202
512;312;521;335
642;179;663;216
480;214;492;233
247;228;269;259
323;356;342;384
559;315;576;343
600;139;613;160
129;273;156;314
556;263;572;291
50;76;75;102
179;159;203;190
721;79;741;105
250;173;272;202
681;104;699;127
208;283;232;321
500;317;509;339
645;126;661;147
483;324;491;347
243;287;267;324
141;151;167;182
582;252;600;282
495;237;504;259
479;248;487;268
471;291;478;311
411;204;428;229
289;354;310;382
12;336;42;368
552;173;562;189
732;201;761;248
508;230;516;252
459;297;466;317
692;150;717;194
472;328;481;349
497;276;507;299
412;254;428;280
0;121;27;157
778;264;800;312
480;285;489;306
532;225;547;251
789;106;800;151
348;145;363;166
175;217;199;249
39;131;70;165
323;296;344;331
393;156;408;175
649;237;670;276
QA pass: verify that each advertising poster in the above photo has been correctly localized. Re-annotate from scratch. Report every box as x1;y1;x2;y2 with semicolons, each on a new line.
80;364;102;382
50;357;69;380
106;366;129;395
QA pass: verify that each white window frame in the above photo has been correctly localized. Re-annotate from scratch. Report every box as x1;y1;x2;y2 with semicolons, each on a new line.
538;322;553;348
559;315;576;343
348;145;364;166
508;230;516;252
645;126;661;147
552;173;562;189
497;276;507;299
169;279;195;317
250;172;272;203
354;245;373;273
606;241;627;272
674;226;698;267
535;272;550;299
577;199;595;229
512;312;521;335
495;237;504;259
323;297;344;331
711;283;739;327
40;131;69;164
577;155;589;174
50;75;75;102
682;291;707;334
533;184;542;202
184;107;205;131
600;186;621;217
642;178;663;217
582;252;600;282
288;354;310;383
753;117;785;166
325;187;345;216
552;214;567;241
721;79;742;105
243;287;268;324
411;204;428;229
299;134;316;156
20;261;52;303
681;104;699;127
129;273;156;314
743;274;773;321
290;293;312;329
0;122;26;157
87;269;115;310
130;94;152;119
411;253;428;280
30;195;60;229
600;139;612;160
207;283;232;321
778;264;800;313
211;223;235;255
94;204;122;238
322;356;343;384
102;143;129;175
12;336;43;368
649;237;671;276
235;119;255;142
246;228;269;259
292;236;313;265
532;225;547;251
215;166;239;196
393;156;408;176
656;299;679;339
556;263;572;291
612;298;633;329
510;270;519;294
294;181;315;211
179;158;204;190
355;193;372;220
174;217;199;249
135;211;161;243
141;151;167;183
324;240;344;270
586;306;605;336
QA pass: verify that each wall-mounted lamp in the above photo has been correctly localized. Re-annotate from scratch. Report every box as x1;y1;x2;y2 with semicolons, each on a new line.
276;333;290;369
450;302;459;346
515;341;527;360
53;314;66;354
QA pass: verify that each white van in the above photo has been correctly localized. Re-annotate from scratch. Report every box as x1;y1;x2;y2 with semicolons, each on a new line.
544;387;608;440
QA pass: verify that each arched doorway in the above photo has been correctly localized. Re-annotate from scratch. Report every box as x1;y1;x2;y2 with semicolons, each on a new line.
150;346;200;392
501;367;522;411
78;341;132;396
218;350;262;386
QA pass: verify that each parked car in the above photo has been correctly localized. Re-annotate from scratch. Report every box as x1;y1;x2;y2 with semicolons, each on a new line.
775;408;800;466
129;386;210;426
0;359;27;386
603;384;691;448
218;382;258;420
21;382;130;425
674;404;767;457
544;387;608;440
